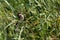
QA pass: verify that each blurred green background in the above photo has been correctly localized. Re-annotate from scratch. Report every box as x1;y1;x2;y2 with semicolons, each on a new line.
0;0;60;40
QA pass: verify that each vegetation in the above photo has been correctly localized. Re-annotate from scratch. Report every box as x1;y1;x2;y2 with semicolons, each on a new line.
0;0;60;40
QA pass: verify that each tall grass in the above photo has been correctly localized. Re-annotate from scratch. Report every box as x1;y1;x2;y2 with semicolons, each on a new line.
0;0;60;40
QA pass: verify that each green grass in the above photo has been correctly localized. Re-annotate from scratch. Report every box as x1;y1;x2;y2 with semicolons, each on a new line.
0;0;60;40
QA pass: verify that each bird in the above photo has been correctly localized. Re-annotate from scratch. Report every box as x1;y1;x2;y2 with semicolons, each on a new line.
14;12;24;32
